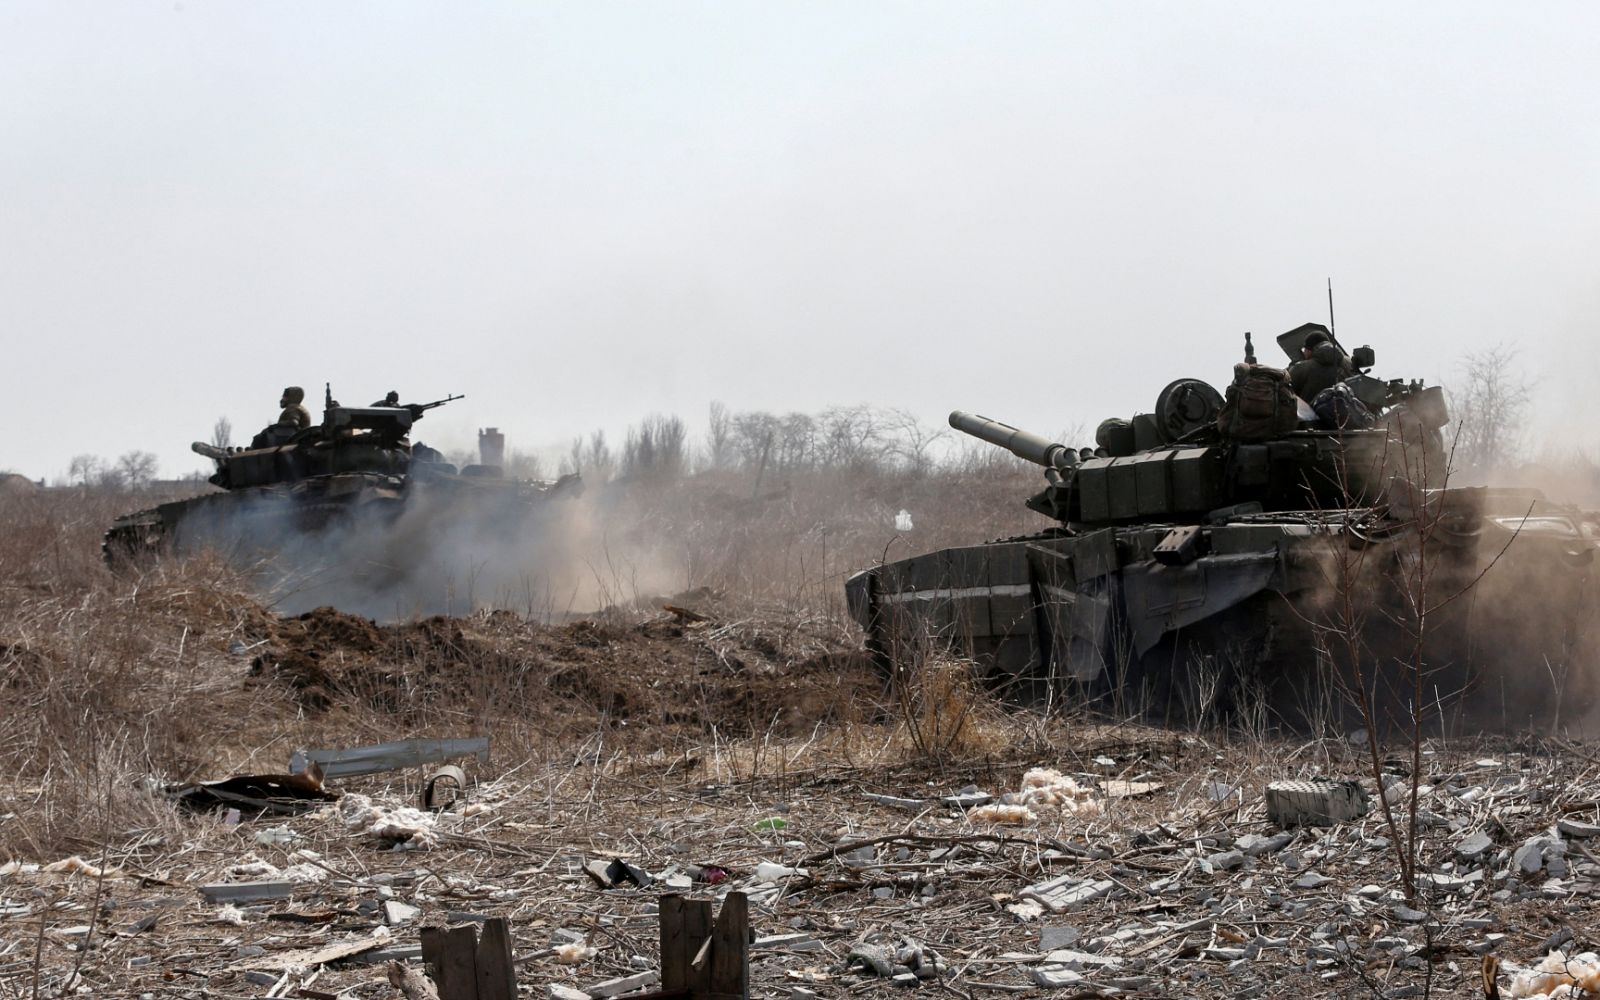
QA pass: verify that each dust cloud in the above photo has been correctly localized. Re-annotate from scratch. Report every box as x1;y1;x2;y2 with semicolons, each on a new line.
208;483;686;623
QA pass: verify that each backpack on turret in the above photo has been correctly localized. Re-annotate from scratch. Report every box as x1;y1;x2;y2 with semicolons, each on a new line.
1216;363;1300;442
1309;381;1374;430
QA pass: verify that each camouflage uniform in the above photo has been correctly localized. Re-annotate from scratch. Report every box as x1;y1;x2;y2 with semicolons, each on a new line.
1288;340;1353;402
277;386;311;429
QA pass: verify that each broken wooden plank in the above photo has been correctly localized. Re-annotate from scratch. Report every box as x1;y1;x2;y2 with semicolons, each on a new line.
229;935;387;971
354;945;426;965
198;881;293;903
289;738;490;779
660;894;713;994
475;918;517;1000
709;892;749;1000
420;923;482;1000
585;972;660;999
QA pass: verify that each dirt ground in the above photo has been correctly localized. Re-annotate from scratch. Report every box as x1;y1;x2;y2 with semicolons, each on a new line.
4;490;1600;999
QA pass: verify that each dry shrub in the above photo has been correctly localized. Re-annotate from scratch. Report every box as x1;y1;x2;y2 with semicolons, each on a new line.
894;654;1011;760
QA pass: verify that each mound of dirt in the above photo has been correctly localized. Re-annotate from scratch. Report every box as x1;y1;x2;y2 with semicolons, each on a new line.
248;601;882;738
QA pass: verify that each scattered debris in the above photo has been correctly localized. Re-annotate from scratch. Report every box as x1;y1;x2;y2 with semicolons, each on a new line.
862;792;931;812
754;862;805;880
166;762;337;815
583;971;659;998
845;935;942;979
1102;779;1163;798
290;737;490;779
584;858;654;889
420;917;517;1000
1457;830;1495;859
555;942;598;964
969;803;1036;825
1265;778;1369;827
231;933;389;971
339;793;438;849
1507;950;1600;998
941;784;993;808
1557;817;1600;839
423;764;470;811
1019;875;1115;912
41;855;121;878
1017;768;1101;814
198;880;294;903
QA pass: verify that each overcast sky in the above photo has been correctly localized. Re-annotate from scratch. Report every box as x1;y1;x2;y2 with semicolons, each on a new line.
4;1;1597;480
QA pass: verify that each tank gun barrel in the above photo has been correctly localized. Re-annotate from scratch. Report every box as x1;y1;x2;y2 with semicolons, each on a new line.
949;411;1075;470
192;441;229;462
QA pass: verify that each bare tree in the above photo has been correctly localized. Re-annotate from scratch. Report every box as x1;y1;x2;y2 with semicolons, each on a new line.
776;412;817;470
1449;343;1531;471
116;451;159;490
68;454;102;489
503;449;545;481
733;411;780;469
563;436;583;477
622;414;687;481
705;401;734;470
883;408;947;472
211;416;233;450
583;430;615;483
818;405;890;470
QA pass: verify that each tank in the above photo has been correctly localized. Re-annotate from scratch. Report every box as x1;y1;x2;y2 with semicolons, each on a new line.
104;389;582;579
845;324;1600;729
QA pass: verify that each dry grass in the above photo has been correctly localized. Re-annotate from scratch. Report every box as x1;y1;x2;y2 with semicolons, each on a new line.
6;469;1600;998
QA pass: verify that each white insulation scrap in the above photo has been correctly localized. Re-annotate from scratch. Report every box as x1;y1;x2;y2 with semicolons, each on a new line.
1017;768;1102;815
42;856;121;878
969;803;1037;826
555;942;597;964
970;769;1103;826
227;855;282;879
338;794;439;850
279;863;329;883
1508;951;1600;998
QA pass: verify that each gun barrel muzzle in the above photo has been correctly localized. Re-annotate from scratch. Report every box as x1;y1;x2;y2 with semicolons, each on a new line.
948;411;1073;470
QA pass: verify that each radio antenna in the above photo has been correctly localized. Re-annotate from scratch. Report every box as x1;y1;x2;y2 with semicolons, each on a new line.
1327;277;1337;343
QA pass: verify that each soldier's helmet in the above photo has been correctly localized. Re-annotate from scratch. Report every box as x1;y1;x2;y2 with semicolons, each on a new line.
383;391;399;405
281;386;305;405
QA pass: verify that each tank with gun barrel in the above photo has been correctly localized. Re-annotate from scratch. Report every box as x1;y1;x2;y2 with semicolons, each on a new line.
846;323;1600;729
104;386;582;569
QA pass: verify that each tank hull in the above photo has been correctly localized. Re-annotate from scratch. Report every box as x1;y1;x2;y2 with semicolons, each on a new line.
847;492;1600;732
104;470;584;608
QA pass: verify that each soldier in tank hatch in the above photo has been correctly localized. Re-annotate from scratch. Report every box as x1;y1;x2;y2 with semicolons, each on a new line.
1287;330;1354;402
277;386;311;429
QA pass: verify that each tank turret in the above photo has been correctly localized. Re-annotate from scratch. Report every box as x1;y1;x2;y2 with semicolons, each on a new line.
187;394;465;491
104;389;582;574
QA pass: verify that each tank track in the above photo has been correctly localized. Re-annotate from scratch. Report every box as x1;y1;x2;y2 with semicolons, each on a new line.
102;509;166;566
101;499;386;570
